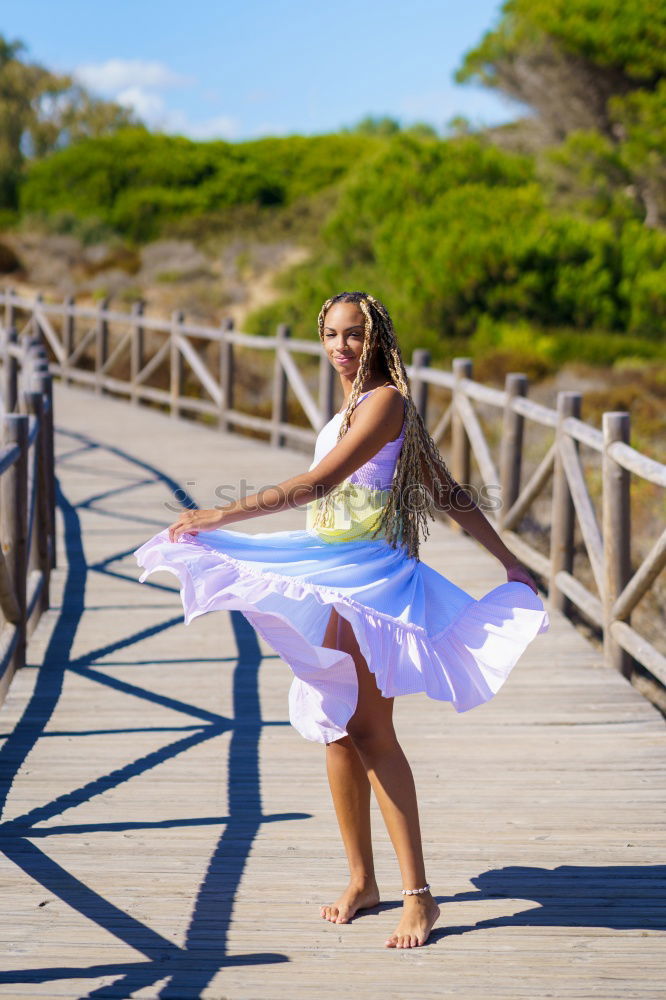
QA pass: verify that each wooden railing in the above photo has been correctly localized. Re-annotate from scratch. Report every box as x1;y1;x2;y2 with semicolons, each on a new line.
1;288;664;692
410;358;666;687
0;320;56;703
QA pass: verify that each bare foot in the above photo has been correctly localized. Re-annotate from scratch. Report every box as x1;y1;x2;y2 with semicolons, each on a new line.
385;892;440;948
320;880;380;924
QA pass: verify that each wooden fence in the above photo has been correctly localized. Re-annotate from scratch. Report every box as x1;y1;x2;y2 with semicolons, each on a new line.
1;288;665;692
0;318;56;703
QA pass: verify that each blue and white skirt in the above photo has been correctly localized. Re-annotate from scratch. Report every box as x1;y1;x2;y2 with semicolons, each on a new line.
133;482;550;744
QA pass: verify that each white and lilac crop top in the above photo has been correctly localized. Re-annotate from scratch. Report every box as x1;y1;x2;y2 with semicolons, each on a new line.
309;385;406;490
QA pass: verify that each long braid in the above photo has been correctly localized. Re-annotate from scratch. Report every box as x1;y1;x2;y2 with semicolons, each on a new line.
312;291;456;561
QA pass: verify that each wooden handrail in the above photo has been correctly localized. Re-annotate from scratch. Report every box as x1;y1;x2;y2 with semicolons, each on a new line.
0;318;55;704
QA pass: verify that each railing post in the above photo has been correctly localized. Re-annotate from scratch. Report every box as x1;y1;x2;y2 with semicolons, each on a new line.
602;411;633;678
63;294;75;387
451;357;472;534
549;391;581;615
95;297;109;395
0;413;29;676
499;373;528;528
31;292;44;345
33;368;56;570
410;349;431;423
21;338;45;404
170;310;185;419
3;327;18;413
271;323;290;448
219;317;235;432
4;286;16;329
130;299;145;406
318;348;336;426
24;390;51;621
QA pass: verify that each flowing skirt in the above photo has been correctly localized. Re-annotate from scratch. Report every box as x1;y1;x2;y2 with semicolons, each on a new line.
133;484;549;743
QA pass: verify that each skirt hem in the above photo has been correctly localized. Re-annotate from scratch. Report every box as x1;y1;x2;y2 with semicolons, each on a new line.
134;528;550;744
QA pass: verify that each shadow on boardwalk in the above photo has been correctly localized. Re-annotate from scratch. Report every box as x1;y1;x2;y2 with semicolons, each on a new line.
0;425;663;997
0;432;309;998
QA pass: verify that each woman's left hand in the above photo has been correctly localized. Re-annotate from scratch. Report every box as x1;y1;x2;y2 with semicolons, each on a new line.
168;508;224;542
505;561;539;595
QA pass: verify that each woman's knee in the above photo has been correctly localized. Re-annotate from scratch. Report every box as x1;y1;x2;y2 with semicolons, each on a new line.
347;717;398;756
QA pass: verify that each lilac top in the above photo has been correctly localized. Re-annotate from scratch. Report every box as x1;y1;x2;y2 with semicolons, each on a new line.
310;386;406;490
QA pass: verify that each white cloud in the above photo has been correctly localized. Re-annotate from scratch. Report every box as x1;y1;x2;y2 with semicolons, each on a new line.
73;57;238;139
163;110;239;140
74;58;188;94
115;85;167;119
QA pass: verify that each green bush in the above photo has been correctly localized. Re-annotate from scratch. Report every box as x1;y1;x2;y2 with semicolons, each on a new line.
19;127;384;241
246;133;665;350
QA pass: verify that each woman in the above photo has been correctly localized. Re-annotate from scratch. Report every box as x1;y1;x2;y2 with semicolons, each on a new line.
134;291;549;949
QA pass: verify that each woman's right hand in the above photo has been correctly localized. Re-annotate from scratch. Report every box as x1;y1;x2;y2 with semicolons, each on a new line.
505;561;539;595
167;507;226;542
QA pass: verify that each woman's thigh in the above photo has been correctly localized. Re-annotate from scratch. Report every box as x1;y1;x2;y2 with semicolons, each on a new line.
322;607;394;735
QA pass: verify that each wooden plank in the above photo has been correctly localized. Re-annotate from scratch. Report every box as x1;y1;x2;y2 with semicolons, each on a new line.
174;332;222;407
608;440;666;487
277;344;322;431
0;380;663;1000
559;434;604;594
455;393;499;495
501;442;555;532
613;526;666;620
33;308;67;365
554;569;604;626
610;620;666;684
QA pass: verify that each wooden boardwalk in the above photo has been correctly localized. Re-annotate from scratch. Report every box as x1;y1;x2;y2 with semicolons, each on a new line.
0;382;664;999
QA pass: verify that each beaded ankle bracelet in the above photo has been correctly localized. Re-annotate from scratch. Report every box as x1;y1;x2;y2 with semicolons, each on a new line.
401;883;430;896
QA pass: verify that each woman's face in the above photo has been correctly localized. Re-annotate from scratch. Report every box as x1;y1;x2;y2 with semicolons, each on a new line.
323;301;379;380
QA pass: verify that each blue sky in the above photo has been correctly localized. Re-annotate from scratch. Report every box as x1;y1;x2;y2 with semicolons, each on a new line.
2;0;526;140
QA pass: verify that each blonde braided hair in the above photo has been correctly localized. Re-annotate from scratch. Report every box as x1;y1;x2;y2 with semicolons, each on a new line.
311;291;456;562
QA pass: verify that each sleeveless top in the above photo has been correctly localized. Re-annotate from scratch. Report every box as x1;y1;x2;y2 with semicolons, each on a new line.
305;386;406;544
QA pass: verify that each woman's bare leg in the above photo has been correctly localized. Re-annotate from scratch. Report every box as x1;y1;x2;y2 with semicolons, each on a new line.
336;611;440;948
320;608;380;923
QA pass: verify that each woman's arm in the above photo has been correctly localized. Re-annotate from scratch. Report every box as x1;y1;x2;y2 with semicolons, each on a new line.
420;456;539;591
167;388;404;542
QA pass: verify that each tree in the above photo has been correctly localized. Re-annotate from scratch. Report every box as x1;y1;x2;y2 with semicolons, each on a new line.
456;0;666;228
0;34;138;208
347;115;402;137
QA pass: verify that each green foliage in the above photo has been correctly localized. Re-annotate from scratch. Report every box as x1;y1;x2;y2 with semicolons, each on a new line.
457;0;666;87
248;136;666;348
542;130;637;221
469;315;665;370
20;128;382;241
246;133;665;351
456;0;666;229
0;33;137;209
347;115;402;136
6;4;665;363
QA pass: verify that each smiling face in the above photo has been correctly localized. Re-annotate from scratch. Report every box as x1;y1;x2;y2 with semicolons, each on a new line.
322;301;381;383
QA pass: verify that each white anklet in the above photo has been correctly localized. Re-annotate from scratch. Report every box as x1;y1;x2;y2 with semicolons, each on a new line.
401;883;430;895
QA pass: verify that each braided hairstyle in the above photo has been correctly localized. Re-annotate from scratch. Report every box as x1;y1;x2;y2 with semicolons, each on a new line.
312;291;456;561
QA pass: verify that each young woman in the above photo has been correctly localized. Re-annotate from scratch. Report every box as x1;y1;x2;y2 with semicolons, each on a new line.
134;291;549;949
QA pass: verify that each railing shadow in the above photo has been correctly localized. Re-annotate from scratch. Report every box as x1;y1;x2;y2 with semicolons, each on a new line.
428;864;666;943
0;430;310;997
